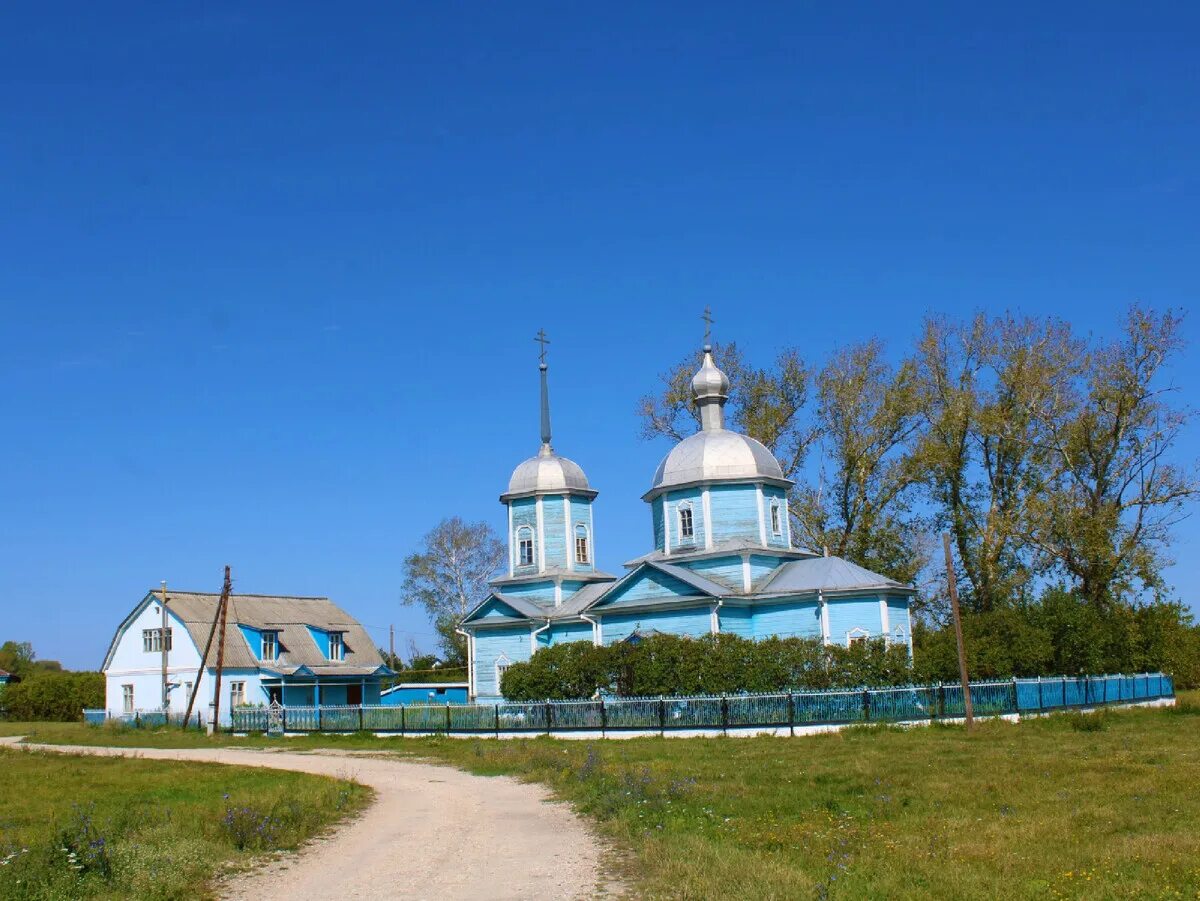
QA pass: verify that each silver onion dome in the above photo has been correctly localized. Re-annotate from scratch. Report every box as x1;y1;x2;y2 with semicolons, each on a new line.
691;344;730;403
503;445;595;500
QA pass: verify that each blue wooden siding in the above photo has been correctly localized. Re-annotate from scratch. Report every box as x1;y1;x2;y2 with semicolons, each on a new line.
543;493;567;568
763;487;790;548
595;567;701;608
708;484;761;544
600;607;713;644
749;554;785;588
504;580;557;607
237;625;262;658
753;600;822;640
473;627;533;698
381;684;469;705
469;597;530;623
305;626;331;658
718;605;753;638
548;621;593;646
510;497;538;573
826;597;885;644
887;597;911;640
684;555;744;591
569;496;595;572
652;497;666;551
666;487;705;550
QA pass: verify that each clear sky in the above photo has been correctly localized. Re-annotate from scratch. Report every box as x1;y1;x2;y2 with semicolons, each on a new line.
2;3;1197;669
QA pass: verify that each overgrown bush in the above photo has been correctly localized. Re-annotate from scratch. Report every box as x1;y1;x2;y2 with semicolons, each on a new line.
0;671;103;721
499;633;915;700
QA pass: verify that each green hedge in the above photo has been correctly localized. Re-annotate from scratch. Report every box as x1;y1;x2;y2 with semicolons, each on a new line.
499;633;915;700
0;671;104;721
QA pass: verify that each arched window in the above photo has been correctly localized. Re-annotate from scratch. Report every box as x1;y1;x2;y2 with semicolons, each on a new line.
770;500;783;536
846;627;870;647
677;502;694;540
574;523;590;564
516;526;535;567
495;653;511;689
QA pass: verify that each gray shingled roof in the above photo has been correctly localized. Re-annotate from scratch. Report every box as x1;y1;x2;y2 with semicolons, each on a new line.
757;557;913;595
102;591;385;675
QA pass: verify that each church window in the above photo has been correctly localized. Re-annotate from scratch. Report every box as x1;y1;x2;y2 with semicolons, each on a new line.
678;503;694;540
261;631;279;661
517;527;535;567
847;627;870;647
574;523;590;563
329;632;345;661
770;501;782;536
496;655;511;688
122;684;134;714
230;681;246;708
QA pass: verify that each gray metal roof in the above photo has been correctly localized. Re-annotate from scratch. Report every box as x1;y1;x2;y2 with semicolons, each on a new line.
645;429;793;500
650;561;730;597
757;557;913;595
547;581;612;619
102;591;385;674
624;539;818;568
501;445;596;501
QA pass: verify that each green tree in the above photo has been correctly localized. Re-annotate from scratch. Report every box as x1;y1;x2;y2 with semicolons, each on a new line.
0;641;36;680
400;517;505;662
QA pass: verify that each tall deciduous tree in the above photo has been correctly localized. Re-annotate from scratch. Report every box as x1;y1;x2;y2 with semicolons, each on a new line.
1028;307;1197;606
400;517;505;662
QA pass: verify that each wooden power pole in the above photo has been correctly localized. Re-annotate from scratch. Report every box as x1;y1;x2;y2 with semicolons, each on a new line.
182;568;228;729
943;533;974;728
160;581;170;713
389;624;395;667
210;566;232;734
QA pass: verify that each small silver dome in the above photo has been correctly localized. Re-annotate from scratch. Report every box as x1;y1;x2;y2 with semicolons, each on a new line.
502;445;595;501
691;345;730;402
645;429;791;500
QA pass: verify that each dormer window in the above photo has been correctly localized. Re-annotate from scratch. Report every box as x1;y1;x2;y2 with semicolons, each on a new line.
261;631;279;661
678;503;694;540
574;523;590;564
770;501;782;536
329;632;344;661
517;526;535;567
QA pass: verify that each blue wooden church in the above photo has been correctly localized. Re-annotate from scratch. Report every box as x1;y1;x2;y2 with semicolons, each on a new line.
460;329;915;702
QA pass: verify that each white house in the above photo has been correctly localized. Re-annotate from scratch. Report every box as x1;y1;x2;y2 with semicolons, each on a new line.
101;590;391;724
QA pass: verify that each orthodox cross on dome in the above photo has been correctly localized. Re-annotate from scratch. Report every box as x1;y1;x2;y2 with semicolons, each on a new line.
534;328;551;365
701;306;714;346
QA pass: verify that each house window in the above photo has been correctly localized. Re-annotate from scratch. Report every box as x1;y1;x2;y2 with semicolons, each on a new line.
678;503;694;540
230;681;246;708
142;628;173;653
183;681;193;701
122;684;134;714
770;501;782;536
517;526;535;567
574;523;590;564
329;632;344;661
261;631;278;661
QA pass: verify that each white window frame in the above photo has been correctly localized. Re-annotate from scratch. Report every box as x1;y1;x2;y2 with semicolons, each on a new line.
230;681;246;708
142;628;172;653
329;632;344;661
183;681;193;701
574;523;590;564
516;526;535;567
495;654;511;689
846;627;870;647
122;684;134;714
770;501;782;536
677;502;695;541
261;631;279;661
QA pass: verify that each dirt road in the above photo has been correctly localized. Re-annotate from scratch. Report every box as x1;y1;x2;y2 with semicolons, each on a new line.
3;738;609;900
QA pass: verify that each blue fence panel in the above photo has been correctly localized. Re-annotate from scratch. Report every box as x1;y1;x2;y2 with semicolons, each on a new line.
603;697;662;730
546;701;603;730
496;702;549;731
868;686;935;721
727;693;791;727
449;704;499;732
402;705;448;732
792;690;866;724
361;706;405;731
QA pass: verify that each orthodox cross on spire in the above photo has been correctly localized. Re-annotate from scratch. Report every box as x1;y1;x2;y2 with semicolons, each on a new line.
535;328;553;451
701;306;714;346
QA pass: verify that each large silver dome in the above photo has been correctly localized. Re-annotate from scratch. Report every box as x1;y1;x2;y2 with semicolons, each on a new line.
645;429;791;500
502;446;595;501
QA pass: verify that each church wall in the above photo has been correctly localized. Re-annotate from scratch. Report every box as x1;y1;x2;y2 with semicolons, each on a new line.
569;496;595;572
666;487;706;552
707;484;761;544
547;621;593;646
473;626;534;699
652;497;666;551
718;605;754;638
510;497;538;574
753;601;822;640
763;487;790;549
600;607;713;644
887;596;912;643
543;493;567;568
502;581;557;606
599;567;702;608
749;554;786;588
826;597;886;646
684;555;745;591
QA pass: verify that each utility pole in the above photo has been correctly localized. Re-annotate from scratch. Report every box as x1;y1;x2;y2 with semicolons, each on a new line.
943;533;974;729
160;581;170;713
210;566;232;735
389;624;395;667
182;569;225;729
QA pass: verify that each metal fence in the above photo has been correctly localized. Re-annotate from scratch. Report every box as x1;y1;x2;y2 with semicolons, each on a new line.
82;708;206;729
218;672;1173;735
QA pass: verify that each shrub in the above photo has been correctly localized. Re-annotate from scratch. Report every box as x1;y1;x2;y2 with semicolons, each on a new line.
0;671;104;721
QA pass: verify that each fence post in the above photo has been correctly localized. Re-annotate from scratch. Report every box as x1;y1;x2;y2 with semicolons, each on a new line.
400;704;405;736
937;682;946;719
1036;676;1043;711
788;692;795;737
495;704;500;738
445;703;451;733
546;700;554;736
359;705;364;732
721;695;729;736
317;705;322;732
1011;676;1019;715
659;697;666;736
862;689;871;722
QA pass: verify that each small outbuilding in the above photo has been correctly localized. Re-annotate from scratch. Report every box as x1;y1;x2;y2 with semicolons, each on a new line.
380;682;470;706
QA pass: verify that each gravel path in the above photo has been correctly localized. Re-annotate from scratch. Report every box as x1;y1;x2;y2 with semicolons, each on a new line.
2;738;611;900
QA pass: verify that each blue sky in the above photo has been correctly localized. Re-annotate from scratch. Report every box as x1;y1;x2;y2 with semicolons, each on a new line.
2;3;1197;668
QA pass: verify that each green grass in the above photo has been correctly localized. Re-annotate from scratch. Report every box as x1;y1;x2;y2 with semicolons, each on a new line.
4;695;1199;899
0;748;371;900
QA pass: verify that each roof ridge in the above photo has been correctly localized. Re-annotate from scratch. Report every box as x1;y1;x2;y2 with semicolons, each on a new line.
150;590;331;600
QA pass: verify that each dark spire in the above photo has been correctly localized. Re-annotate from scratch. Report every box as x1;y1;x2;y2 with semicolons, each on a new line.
535;328;552;452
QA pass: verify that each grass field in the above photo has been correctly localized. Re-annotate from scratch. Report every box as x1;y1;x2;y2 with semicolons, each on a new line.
4;695;1199;899
0;748;371;900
